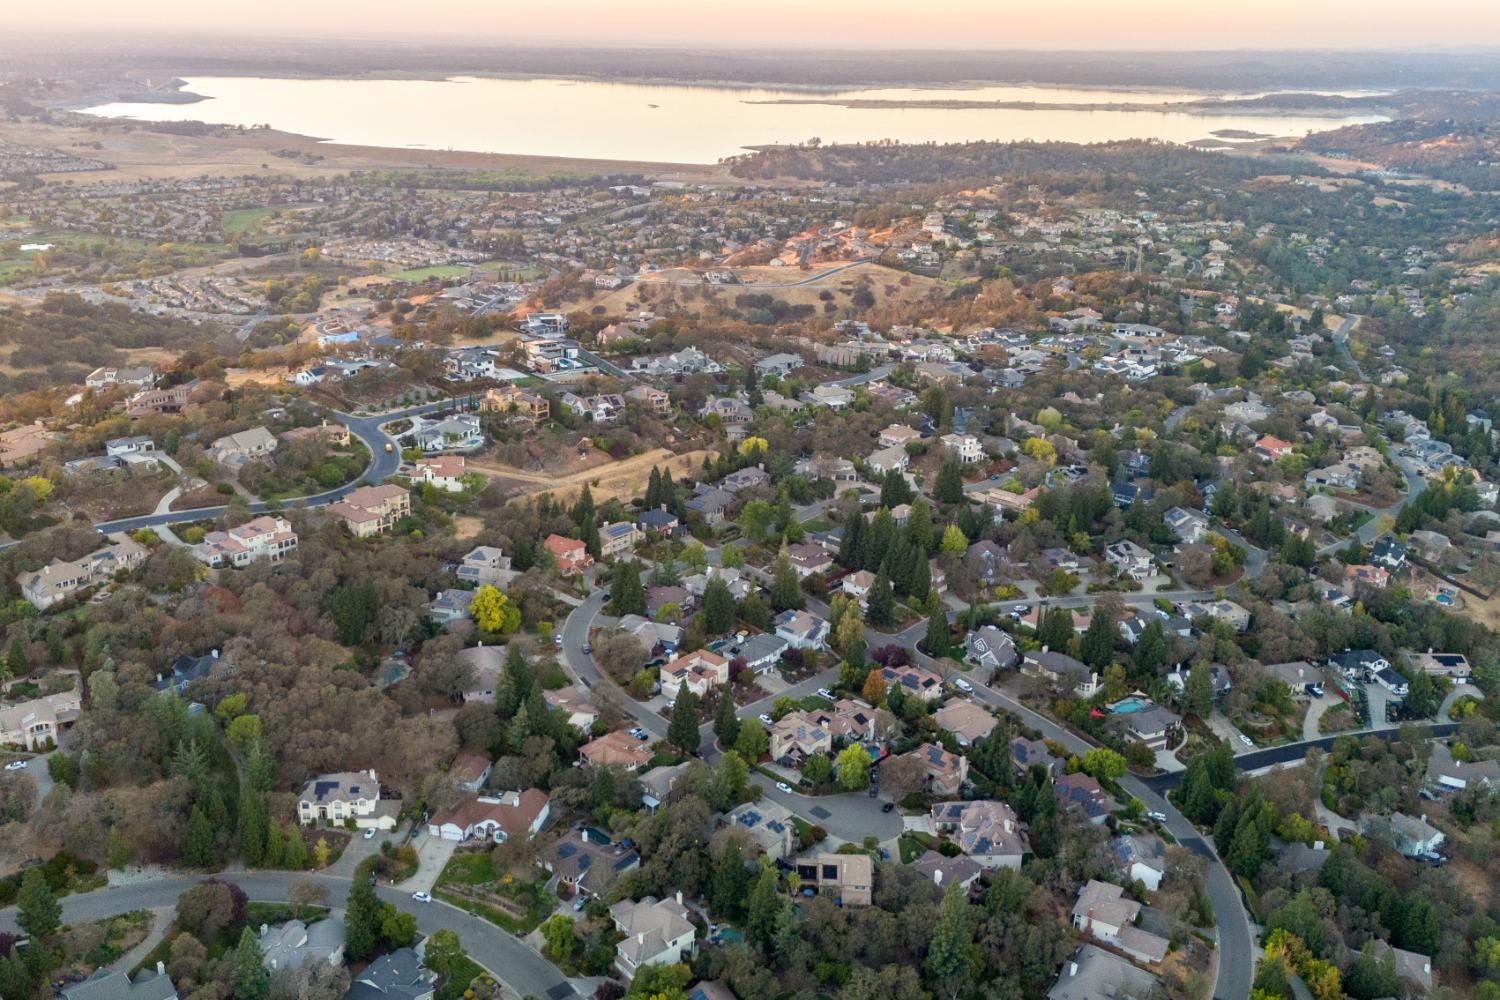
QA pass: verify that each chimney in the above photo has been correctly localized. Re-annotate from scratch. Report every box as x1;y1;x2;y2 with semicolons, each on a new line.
1068;962;1079;977
934;868;943;886
156;961;166;977
211;649;219;659
675;890;683;905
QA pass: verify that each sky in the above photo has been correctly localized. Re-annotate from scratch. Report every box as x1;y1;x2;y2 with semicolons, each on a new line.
6;0;1500;50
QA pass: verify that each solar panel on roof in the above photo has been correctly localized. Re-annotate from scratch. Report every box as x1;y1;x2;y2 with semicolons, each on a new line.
766;821;785;833
557;843;577;858
577;855;593;870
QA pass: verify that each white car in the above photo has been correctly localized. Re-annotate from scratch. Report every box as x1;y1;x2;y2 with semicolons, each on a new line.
2;760;25;772
758;713;774;726
816;688;834;700
364;828;376;840
953;677;973;694
411;891;432;903
775;781;793;794
1147;810;1167;823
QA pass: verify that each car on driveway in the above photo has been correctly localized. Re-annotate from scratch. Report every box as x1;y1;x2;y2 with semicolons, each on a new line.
775;781;793;794
628;727;648;740
364;828;375;840
816;688;834;700
411;891;432;903
758;713;773;725
3;760;26;771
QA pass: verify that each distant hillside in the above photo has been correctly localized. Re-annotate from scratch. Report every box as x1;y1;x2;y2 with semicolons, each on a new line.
1299;119;1500;190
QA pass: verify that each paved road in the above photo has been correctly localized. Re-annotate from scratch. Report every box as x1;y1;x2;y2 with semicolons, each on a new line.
0;871;581;1000
966;680;1254;1000
91;400;460;534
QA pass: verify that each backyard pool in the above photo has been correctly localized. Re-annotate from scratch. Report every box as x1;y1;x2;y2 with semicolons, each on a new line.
1109;697;1150;714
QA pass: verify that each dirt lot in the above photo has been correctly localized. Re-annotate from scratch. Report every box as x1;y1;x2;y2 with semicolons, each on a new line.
468;447;712;505
568;261;948;316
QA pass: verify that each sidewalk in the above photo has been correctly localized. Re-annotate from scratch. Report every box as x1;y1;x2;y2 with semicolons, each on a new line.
109;906;172;975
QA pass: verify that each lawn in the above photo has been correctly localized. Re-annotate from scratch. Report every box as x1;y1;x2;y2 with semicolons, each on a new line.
897;831;937;864
389;263;475;282
435;851;556;934
437;954;492;1000
220;206;279;238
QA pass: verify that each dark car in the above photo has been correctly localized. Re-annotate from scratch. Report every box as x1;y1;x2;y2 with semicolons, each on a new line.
881;802;894;813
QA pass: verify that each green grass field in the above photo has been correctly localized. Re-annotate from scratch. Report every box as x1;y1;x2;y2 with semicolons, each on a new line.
389;263;475;282
220;206;278;238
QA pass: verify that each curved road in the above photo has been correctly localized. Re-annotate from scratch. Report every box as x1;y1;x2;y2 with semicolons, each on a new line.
0;871;582;1000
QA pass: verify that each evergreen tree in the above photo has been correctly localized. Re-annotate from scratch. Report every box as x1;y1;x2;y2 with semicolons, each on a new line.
645;467;664;509
701;576;736;635
934;458;964;504
345;870;384;962
45;627;64;666
866;509;896;573
183;805;216;868
880;468;913;508
1037;607;1074;651
284;826;309;870
239;789;268;867
668;691;701;754
908;555;931;603
1184;661;1214;719
579;517;600;560
770;553;803;611
607;561;646;617
1080;612;1115;671
232;926;271;1000
5;638;24;680
838;509;866;570
923;611;950;658
865;569;896;628
16;867;59;940
924;882;972;984
738;591;771;630
713;694;741;750
571;484;595;529
263;821;284;868
906;499;935;555
1135;620;1167;674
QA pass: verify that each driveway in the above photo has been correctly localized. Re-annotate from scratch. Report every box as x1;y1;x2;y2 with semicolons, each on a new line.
1302;694;1344;741
402;831;459;893
1366;684;1391;728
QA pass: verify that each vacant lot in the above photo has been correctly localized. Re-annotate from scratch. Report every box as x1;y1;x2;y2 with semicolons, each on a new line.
469;447;712;505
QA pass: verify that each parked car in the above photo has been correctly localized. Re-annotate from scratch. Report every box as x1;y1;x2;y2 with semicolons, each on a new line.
758;713;774;726
3;760;26;772
881;802;894;813
628;727;648;740
1147;810;1167;822
411;891;432;903
816;688;834;700
953;677;973;694
363;828;375;840
775;781;793;794
573;897;587;911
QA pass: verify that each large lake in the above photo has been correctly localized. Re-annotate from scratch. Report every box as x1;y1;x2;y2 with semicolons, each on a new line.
79;76;1388;164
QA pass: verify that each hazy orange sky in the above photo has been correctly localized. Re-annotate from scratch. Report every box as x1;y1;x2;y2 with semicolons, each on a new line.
5;0;1500;49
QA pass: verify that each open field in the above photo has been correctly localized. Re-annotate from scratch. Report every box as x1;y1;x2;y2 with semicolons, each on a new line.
468;447;713;506
387;263;480;282
0;118;731;185
568;260;949;315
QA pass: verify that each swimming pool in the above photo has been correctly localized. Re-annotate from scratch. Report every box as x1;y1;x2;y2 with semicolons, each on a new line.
1110;697;1149;714
1434;593;1455;606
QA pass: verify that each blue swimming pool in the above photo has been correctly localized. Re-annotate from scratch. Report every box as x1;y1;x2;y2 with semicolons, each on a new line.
1110;697;1149;714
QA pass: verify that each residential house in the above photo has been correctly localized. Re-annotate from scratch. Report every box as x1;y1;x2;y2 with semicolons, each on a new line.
480;385;550;425
544;534;594;575
1410;650;1471;680
429;588;475;625
1425;742;1500;793
867;445;910;475
903;742;969;795
625;385;670;415
1105;540;1155;581
16;532;148;610
209;426;278;468
770;711;832;762
1181;599;1251;632
151;650;219;694
1164;506;1210;544
448;752;493;792
1071;880;1169;965
878;424;923;449
345;948;435;1000
794;852;873;906
930;800;1029;869
732;632;789;674
784;542;834;578
410;455;467;492
879;663;944;700
85;365;156;391
1011;736;1063;777
1023;650;1098;698
934;698;998;747
0;690;82;750
661;649;729;701
611;894;696;980
193;516;298;568
329;485;411;537
840;569;875;608
125;381;197;417
965;626;1019;672
725;800;796;860
258;917;346;972
1377;812;1445;858
1047;944;1159;1000
755;352;804;376
456;545;516;588
1120;704;1182;751
773;609;828;649
910;851;984;893
941;433;984;464
297;770;396;830
579;731;652;771
637;506;680;537
616;615;684;657
544;685;600;733
1253;435;1295;461
545;828;640;899
686;486;734;526
411;413;483;453
428;789;550;843
1054;772;1111;823
1113;832;1168;892
1371;536;1409;571
62;968;179;1000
